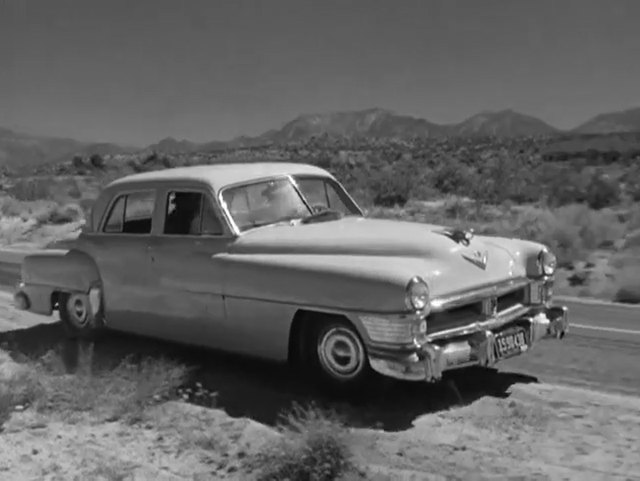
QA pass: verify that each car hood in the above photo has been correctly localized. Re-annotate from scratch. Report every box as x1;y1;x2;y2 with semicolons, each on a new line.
229;217;528;291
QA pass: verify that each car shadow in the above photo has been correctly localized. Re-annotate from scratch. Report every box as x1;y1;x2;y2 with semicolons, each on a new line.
0;322;539;433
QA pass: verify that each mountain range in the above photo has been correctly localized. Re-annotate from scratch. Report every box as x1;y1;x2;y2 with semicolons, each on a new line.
2;106;640;172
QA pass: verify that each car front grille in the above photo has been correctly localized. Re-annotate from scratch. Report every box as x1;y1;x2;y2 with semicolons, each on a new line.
427;285;528;335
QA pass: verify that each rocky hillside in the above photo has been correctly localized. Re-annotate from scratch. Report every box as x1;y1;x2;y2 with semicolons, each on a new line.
574;107;640;134
3;105;640;171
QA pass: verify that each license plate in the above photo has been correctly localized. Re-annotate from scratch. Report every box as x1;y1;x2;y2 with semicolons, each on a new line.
495;328;528;359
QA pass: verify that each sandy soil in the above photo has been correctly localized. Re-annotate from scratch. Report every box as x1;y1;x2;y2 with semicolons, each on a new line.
2;345;639;481
356;383;640;480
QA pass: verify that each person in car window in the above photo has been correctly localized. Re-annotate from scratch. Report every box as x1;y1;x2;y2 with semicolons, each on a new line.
166;192;201;235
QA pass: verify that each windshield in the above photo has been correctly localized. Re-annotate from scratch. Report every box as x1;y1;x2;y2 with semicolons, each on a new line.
221;177;312;231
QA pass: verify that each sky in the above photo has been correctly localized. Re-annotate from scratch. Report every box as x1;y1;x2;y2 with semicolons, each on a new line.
1;0;639;146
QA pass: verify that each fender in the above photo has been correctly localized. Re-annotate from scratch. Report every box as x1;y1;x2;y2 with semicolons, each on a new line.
18;249;102;315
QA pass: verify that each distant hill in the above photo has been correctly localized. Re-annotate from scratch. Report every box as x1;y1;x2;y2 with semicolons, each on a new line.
0;128;136;173
450;109;559;137
146;137;199;154
265;108;447;142
574;107;640;134
3;105;640;169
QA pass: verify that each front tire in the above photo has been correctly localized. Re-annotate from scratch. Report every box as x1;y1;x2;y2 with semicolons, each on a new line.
58;291;105;340
309;317;372;391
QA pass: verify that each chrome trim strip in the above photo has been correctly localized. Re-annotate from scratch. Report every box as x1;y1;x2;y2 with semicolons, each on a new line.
429;277;530;312
221;292;412;316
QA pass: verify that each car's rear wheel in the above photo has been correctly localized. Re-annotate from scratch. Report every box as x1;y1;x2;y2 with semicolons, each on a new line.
58;291;105;340
309;317;372;390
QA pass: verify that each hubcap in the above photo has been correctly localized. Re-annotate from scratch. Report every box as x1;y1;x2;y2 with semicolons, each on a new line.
317;327;365;380
67;294;89;328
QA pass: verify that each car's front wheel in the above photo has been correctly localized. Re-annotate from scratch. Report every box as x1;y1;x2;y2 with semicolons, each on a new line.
58;291;105;340
309;317;372;390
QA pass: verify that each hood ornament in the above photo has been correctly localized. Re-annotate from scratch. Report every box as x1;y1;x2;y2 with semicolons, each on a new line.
463;249;489;270
441;227;474;246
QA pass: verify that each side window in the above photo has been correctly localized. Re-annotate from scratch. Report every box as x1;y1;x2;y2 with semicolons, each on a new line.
102;191;155;234
103;196;126;233
296;177;354;215
164;191;224;236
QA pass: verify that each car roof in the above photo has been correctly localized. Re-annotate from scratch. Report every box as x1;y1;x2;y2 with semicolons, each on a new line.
107;162;333;192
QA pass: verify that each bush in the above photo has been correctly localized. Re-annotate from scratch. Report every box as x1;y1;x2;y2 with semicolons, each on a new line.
89;153;105;169
250;403;354;481
585;172;621;209
72;155;84;170
430;157;472;195
369;163;413;207
613;262;640;304
32;202;84;225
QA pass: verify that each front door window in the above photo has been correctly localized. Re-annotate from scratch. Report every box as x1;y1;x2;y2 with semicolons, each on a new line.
164;191;224;236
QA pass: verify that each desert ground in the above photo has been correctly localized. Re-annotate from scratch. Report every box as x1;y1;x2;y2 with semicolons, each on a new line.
1;293;639;481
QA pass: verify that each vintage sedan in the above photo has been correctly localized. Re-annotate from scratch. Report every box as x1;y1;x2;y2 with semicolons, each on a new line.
14;162;568;388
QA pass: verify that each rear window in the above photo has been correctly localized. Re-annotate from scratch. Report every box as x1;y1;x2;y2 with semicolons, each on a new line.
103;191;155;234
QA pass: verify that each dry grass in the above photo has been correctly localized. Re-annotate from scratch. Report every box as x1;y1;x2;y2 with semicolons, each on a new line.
0;346;191;428
0;195;84;246
247;403;357;481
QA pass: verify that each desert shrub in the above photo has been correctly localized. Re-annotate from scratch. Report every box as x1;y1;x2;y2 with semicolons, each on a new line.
613;263;640;304
8;178;51;201
29;202;84;225
554;204;623;250
89;153;105;169
510;207;582;265
584;172;621;209
72;155;84;169
250;403;354;481
0;196;25;217
369;162;415;207
430;157;472;195
508;204;623;266
472;154;538;204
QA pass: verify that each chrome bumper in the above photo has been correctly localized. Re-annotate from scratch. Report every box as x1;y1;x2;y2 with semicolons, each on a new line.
369;305;568;383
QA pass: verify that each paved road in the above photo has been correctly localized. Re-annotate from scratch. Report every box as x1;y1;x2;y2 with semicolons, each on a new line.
0;253;638;396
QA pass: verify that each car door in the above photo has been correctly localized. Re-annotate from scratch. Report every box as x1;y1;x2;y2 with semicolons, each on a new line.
145;182;232;347
81;188;158;335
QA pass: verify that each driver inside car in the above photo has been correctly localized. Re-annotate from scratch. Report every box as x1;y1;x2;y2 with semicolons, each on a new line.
165;192;201;235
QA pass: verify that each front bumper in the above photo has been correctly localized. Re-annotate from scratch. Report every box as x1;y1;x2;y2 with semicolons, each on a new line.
368;305;568;382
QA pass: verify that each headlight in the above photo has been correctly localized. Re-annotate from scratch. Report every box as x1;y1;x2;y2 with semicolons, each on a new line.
405;276;430;311
537;248;557;276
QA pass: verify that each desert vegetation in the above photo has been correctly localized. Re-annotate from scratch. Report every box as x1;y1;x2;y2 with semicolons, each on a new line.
1;132;639;301
0;345;363;480
2;338;639;480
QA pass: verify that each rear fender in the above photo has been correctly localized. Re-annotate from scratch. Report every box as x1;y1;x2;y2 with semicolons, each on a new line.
20;249;101;315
